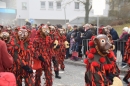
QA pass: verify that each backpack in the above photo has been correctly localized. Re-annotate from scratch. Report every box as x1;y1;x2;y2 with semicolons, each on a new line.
0;72;16;86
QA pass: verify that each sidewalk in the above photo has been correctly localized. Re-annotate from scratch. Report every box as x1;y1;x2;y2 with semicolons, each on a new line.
64;59;129;74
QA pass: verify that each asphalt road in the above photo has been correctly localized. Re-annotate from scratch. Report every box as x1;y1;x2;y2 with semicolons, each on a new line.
22;63;128;86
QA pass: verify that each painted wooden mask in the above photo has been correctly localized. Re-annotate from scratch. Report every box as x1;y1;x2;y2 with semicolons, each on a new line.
0;32;10;43
18;28;29;41
94;34;113;54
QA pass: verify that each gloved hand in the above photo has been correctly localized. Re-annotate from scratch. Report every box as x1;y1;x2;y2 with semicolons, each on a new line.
107;73;116;82
38;55;44;62
56;45;60;49
22;65;33;73
52;56;57;64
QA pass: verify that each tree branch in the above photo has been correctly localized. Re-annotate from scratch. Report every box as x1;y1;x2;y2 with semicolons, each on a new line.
89;5;92;12
77;0;86;5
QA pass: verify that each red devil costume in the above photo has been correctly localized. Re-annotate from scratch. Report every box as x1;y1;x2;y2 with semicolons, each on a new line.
4;26;34;86
57;29;67;71
123;35;130;85
84;34;120;86
33;25;61;86
49;26;61;78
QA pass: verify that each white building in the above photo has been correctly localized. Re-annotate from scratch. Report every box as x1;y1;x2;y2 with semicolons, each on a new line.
0;0;109;26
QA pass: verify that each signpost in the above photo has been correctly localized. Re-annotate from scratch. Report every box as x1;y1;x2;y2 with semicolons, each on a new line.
92;0;106;35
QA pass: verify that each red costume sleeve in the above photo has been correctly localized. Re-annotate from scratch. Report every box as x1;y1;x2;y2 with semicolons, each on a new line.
1;40;13;68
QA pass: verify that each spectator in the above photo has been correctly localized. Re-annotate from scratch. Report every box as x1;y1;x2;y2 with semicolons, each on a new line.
118;27;129;67
0;40;13;72
81;24;93;56
35;24;38;30
106;25;119;57
66;24;73;59
76;26;84;58
90;23;97;35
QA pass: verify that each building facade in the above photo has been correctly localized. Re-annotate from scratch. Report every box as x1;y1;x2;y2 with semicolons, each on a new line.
0;0;17;25
0;0;109;26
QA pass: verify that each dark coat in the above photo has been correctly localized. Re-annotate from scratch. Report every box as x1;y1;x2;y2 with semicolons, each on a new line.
110;28;119;40
66;30;73;43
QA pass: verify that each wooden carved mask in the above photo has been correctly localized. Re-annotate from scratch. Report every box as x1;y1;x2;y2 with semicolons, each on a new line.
0;32;10;43
94;34;113;54
18;28;29;41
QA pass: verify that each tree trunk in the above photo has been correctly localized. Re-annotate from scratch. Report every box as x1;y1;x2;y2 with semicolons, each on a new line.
85;0;90;23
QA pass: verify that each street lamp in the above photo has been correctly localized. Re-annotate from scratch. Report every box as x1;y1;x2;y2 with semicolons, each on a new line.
92;0;105;35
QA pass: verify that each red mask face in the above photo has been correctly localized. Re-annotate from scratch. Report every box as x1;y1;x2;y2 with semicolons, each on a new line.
94;34;113;54
18;29;28;40
59;29;66;35
0;32;10;42
41;26;50;35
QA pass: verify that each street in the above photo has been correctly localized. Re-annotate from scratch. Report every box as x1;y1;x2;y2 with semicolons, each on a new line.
52;63;128;86
22;62;128;86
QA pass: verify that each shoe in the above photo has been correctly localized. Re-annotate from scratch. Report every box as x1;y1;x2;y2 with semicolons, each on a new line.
123;78;129;84
122;64;127;68
55;75;61;79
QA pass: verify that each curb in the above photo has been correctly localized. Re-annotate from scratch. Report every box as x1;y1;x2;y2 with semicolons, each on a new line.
64;59;128;74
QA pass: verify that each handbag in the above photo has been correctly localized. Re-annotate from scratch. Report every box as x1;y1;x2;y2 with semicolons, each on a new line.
33;59;42;70
72;51;78;57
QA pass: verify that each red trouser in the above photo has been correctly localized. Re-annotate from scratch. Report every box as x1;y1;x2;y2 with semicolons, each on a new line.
35;55;52;86
58;48;65;70
15;65;34;86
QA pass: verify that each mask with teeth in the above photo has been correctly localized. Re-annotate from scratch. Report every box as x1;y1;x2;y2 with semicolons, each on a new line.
59;29;66;35
41;25;50;36
18;29;29;41
0;32;10;43
94;34;113;54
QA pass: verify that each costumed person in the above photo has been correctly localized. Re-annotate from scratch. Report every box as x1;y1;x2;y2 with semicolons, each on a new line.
33;25;61;86
49;25;61;78
57;28;69;71
84;34;120;86
0;31;14;72
5;26;34;86
122;29;130;85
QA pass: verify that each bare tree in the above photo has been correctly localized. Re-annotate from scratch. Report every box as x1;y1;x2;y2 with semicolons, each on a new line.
61;0;92;24
77;0;92;23
109;0;130;19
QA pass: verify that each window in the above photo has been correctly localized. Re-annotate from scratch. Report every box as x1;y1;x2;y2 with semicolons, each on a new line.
56;1;61;9
41;1;45;9
22;2;27;10
75;2;79;9
49;1;53;9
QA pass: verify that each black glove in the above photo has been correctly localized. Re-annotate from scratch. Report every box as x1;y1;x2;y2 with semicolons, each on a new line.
52;56;57;64
22;65;33;73
107;73;116;82
56;45;60;49
38;55;44;62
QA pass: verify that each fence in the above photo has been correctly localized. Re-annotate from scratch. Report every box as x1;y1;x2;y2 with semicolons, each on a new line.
82;39;127;66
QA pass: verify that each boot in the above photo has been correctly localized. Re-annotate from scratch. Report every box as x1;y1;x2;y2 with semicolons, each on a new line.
123;72;130;84
55;71;61;79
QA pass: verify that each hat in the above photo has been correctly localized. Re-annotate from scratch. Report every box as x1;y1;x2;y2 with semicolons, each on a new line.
123;27;129;32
